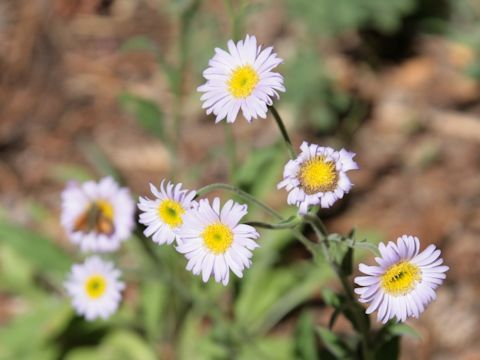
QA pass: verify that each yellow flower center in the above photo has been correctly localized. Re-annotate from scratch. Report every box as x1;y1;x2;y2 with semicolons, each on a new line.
74;200;115;235
299;157;338;194
381;261;421;296
85;274;107;299
202;223;233;254
228;65;259;98
158;199;185;228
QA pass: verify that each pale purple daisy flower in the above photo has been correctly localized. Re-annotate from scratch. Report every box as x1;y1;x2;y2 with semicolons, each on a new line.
198;34;285;123
65;256;125;321
354;235;449;323
277;141;358;214
61;177;135;253
176;198;259;286
138;180;197;246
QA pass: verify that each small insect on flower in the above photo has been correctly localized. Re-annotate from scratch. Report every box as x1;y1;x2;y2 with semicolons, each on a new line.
176;198;259;285
65;256;125;321
198;34;285;123
138;180;197;246
61;177;135;253
354;235;449;323
277;142;358;214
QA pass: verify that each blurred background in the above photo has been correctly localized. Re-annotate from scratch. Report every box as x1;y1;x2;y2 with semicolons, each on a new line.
0;0;479;359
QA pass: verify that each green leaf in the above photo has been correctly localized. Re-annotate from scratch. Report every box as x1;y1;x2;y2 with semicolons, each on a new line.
66;330;157;360
387;323;421;340
321;289;342;308
0;219;71;279
118;92;164;140
140;281;169;342
316;326;352;359
340;246;354;276
294;312;318;360
177;313;229;360
238;335;295;360
375;335;400;360
0;300;72;359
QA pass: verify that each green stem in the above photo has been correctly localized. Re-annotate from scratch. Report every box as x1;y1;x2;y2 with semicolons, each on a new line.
135;228;192;303
245;217;301;230
196;183;283;220
196;183;319;259
223;122;237;181
223;0;240;41
269;105;296;159
306;216;372;360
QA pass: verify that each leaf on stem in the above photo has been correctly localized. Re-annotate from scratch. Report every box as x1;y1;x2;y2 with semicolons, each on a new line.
294;311;318;360
316;326;352;359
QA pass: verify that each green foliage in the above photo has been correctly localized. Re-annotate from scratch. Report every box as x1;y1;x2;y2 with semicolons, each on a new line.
316;326;353;359
284;50;351;132
118;92;165;140
0;219;72;280
286;0;417;36
66;331;157;360
295;311;318;360
0;300;72;360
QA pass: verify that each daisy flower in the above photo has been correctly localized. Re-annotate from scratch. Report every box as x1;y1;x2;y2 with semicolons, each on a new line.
138;180;197;246
354;235;449;323
176;198;259;285
198;34;285;123
65;256;125;321
277;142;358;214
61;177;135;253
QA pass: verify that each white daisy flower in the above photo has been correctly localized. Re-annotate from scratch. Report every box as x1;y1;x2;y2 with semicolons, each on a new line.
176;198;259;286
198;34;285;123
65;256;125;321
61;177;135;253
277;141;358;214
354;235;449;323
138;180;197;246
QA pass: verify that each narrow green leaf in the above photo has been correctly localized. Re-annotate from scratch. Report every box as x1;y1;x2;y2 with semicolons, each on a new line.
387;323;421;340
0;220;71;277
321;289;342;308
294;311;318;360
375;335;400;360
340;247;354;276
118;92;164;140
316;326;352;359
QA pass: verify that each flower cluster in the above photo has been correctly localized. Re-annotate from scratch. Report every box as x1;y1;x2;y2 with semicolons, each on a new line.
62;177;134;321
58;34;448;327
138;183;259;285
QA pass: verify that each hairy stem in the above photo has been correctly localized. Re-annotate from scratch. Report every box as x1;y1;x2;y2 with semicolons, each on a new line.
269;105;296;159
196;183;283;220
306;215;372;360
